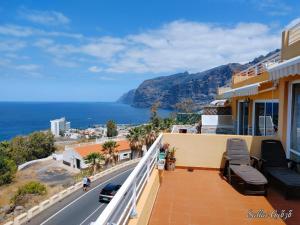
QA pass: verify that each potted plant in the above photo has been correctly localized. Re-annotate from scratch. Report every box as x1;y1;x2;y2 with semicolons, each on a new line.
166;147;176;171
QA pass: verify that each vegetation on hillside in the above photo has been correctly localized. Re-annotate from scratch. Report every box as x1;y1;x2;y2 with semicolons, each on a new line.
127;103;176;158
0;131;56;185
102;140;119;166
106;120;118;137
84;152;104;175
11;181;47;205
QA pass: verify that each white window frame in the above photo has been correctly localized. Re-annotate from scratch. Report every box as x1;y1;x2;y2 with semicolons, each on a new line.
237;100;249;135
287;80;300;158
252;99;279;136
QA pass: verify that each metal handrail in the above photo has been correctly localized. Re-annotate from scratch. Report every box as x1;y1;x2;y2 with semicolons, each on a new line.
235;51;281;77
93;133;163;225
289;23;300;45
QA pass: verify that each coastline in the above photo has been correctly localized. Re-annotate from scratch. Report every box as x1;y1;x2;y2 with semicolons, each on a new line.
0;102;171;141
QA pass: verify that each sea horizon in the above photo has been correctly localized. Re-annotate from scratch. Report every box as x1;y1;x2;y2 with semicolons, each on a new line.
0;102;171;141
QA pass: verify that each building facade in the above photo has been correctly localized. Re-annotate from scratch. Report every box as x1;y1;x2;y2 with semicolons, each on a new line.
50;117;71;137
220;22;300;162
63;140;132;169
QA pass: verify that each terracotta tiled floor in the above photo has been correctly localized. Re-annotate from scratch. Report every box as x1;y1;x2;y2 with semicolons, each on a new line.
148;169;300;225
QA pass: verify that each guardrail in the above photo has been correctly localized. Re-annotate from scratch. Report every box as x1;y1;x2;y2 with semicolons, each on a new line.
93;133;163;225
4;159;140;225
234;51;281;77
289;22;300;45
18;156;53;171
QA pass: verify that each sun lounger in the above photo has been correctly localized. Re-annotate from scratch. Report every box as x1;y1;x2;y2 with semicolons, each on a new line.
261;139;300;199
224;138;268;195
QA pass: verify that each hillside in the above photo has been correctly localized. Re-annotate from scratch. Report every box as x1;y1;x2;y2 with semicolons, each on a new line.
119;49;280;109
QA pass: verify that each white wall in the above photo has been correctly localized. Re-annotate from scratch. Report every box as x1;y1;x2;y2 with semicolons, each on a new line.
201;115;233;126
63;147;87;169
119;150;131;160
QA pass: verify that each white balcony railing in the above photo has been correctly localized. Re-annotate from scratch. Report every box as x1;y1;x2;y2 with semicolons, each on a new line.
235;51;281;77
93;133;163;225
289;22;300;46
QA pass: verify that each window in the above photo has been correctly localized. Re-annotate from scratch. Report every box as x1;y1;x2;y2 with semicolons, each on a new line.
254;101;278;136
238;101;249;135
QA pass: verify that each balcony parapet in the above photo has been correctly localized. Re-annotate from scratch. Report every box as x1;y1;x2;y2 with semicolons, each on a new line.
233;52;280;84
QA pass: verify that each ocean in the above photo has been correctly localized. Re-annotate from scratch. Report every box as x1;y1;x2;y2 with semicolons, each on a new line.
0;102;171;141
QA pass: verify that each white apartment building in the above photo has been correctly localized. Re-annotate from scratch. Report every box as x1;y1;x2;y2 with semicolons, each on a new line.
50;117;71;137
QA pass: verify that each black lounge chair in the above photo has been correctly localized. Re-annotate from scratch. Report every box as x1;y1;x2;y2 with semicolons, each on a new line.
261;139;300;199
224;138;268;195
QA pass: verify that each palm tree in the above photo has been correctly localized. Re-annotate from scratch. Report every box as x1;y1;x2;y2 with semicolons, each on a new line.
84;152;104;175
126;127;145;159
102;140;119;166
143;124;157;150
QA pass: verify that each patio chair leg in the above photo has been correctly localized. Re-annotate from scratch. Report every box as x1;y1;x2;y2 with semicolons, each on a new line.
285;187;290;200
264;185;268;197
227;167;232;184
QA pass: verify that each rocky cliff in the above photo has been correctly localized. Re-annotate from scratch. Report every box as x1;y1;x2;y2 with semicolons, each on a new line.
118;50;279;109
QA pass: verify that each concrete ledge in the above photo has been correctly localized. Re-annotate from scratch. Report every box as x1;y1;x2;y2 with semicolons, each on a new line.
14;213;28;225
39;200;51;210
27;206;40;219
4;222;14;225
49;194;60;205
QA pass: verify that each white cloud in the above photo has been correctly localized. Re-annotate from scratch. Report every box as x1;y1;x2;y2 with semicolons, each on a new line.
0;24;83;39
88;66;103;73
16;64;40;71
0;24;34;37
2;20;281;75
42;20;280;74
53;58;78;68
19;8;70;26
253;0;292;16
99;76;116;81
0;40;26;52
81;37;126;59
102;20;280;73
286;18;300;29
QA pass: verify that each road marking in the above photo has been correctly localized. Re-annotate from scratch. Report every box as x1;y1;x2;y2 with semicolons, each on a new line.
40;167;133;225
78;203;105;225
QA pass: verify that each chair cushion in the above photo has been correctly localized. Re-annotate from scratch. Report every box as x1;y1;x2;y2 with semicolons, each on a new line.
265;167;300;187
230;165;268;185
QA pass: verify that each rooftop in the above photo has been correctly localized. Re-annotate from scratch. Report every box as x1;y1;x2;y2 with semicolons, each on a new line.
74;140;130;157
149;169;300;225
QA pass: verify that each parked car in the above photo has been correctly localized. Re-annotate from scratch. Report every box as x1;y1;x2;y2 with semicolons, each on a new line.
99;183;122;202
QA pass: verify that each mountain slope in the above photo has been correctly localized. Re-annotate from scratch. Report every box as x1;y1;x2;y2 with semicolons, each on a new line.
119;49;279;109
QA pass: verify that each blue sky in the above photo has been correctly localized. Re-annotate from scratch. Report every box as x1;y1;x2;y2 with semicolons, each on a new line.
0;0;299;101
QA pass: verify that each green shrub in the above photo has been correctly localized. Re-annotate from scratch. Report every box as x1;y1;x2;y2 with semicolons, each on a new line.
0;157;17;185
11;181;47;204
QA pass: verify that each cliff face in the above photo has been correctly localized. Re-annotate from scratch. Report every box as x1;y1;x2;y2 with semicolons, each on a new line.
117;89;136;104
118;50;279;109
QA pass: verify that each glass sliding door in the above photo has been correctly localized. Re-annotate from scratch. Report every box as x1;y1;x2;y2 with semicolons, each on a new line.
238;101;249;135
254;103;265;136
290;83;300;156
254;101;279;136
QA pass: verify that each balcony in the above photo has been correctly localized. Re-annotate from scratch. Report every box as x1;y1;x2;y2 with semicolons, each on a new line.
232;52;280;85
93;133;300;225
149;169;300;225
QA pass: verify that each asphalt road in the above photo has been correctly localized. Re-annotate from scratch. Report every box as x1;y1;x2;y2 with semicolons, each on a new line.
26;164;136;225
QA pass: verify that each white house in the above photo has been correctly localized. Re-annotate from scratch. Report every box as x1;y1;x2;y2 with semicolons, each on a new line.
50;117;71;137
63;140;132;169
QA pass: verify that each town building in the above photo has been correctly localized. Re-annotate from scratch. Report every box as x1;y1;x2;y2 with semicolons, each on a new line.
219;21;300;162
50;117;71;137
62;140;132;169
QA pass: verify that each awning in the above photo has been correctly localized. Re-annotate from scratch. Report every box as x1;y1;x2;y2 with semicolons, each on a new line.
267;55;300;80
222;82;261;98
